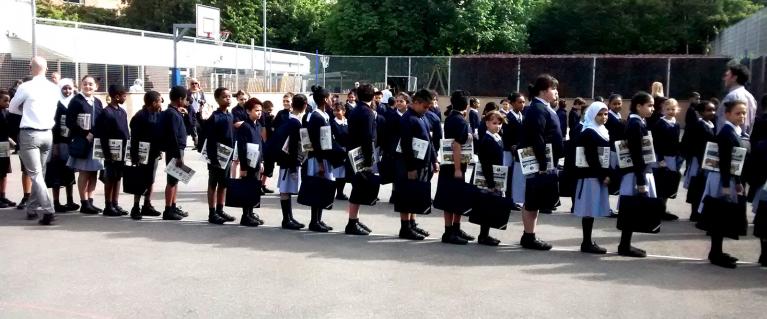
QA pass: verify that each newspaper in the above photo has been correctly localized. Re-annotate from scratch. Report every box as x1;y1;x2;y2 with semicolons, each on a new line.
320;126;332;150
440;138;474;165
0;142;9;158
575;146;610;168
411;137;429;160
124;140;131;166
137;141;150;165
165;158;195;184
92;138;104;160
299;128;313;152
348;147;367;174
246;143;260;168
216;143;234;168
201;140;210;164
77;113;91;130
517;143;554;175
615;135;657;168
108;139;123;161
232;142;238;162
474;165;509;194
60;115;69;137
701;142;747;176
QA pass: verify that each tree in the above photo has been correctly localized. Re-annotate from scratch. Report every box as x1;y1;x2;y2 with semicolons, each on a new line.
120;0;196;33
528;0;763;54
37;0;120;25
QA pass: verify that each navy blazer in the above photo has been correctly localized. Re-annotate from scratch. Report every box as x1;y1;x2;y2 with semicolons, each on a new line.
625;116;651;185
330;118;350;150
424;110;443;155
52;101;71;145
520;98;563;168
65;94;103;140
271;109;292;131
129;108;162;163
348;102;377;167
160;106;188;159
96;105;130;161
236;119;263;172
718;124;746;187
306;110;332;161
400;109;436;171
231;105;248;126
381;108;404;155
205;109;235;168
557;107;568;138
503;111;523;152
568;110;581;140
651;119;681;158
478;132;503;189
605;112;625;151
575;128;610;180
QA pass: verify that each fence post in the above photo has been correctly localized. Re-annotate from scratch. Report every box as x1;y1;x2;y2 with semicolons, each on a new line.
235;43;239;90
384;57;389;89
104;64;108;91
408;57;412;91
591;56;597;99
447;57;452;95
666;58;672;97
516;57;521;93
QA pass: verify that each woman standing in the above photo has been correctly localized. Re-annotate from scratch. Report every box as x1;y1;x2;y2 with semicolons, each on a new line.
574;102;612;254
48;78;78;212
66;75;104;215
617;92;657;258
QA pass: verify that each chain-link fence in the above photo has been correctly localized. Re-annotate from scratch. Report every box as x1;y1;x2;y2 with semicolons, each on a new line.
711;8;767;59
0;17;741;101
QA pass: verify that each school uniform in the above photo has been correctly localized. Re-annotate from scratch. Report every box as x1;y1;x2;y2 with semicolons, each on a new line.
45;100;75;187
698;122;745;213
330;117;350;178
568;109;581;140
477;120;488;142
619;114;657;199
557;107;568;138
95;104;130;182
477;132;503;189
231;105;248;126
271;109;292;131
271;114;302;194
505;110;525;203
65;93;104;171
348;101;378;171
205;109;235;188
160;105;187;186
682;118;715;189
304;109;335;181
434;111;471;211
186;91;205;143
469;108;480;152
652;117;682;172
260;111;276;178
605;111;626;171
424;109;443;157
129;108;163;188
519;97;564;211
573;128;611;218
0;109;12;178
236;119;263;177
395;109;436;213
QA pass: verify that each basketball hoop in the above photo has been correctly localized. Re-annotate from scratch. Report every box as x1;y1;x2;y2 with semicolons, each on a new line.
320;55;330;69
215;30;231;46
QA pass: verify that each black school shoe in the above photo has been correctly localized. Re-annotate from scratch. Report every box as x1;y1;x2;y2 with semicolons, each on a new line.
410;221;430;237
0;197;16;207
162;208;184;221
114;205;129;216
16;197;28;210
318;221;333;231
262;186;275;194
217;210;236;222
208;213;228;225
240;213;261;227
38;213;55;225
580;242;607;254
709;252;737;269
758;254;767;267
345;222;370;235
54;204;70;213
281;219;303;230
441;231;468;245
130;206;142;220
478;235;501;246
64;202;80;211
520;234;552;251
173;206;189;217
102;206;123;217
456;227;475;241
308;222;329;232
617;245;647;258
80;201;100;215
399;226;425;240
141;205;162;217
661;212;679;221
357;220;371;233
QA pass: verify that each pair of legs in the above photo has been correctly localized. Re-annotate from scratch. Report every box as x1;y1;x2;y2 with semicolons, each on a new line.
77;171;98;203
708;235;737;268
280;193;304;230
580;217;607;254
207;171;231;224
162;177;186;220
442;212;473;245
102;177;124;216
344;203;370;235
398;212;429;240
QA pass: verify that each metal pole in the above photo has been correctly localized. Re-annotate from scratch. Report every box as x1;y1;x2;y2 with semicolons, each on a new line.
591;57;597;99
315;49;319;85
408;57;412;91
666;58;672;97
384;57;389;89
447;57;451;95
263;0;267;91
235;43;239;90
516;58;521;93
31;0;37;57
250;38;255;73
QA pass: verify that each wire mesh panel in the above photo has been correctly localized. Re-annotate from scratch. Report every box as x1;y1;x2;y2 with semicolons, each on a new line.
670;58;730;100
594;58;668;98
520;57;593;98
450;56;517;97
325;56;386;93
410;57;450;95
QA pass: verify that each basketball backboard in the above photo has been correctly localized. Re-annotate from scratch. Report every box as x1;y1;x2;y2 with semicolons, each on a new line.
196;4;220;39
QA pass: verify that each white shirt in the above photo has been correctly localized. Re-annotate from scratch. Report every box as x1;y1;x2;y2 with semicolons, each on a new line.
9;75;59;130
717;85;757;134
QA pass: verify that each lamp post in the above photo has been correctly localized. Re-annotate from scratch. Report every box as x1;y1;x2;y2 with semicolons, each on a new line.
31;0;37;57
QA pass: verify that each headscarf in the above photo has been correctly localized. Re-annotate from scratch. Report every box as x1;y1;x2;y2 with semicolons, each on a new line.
581;101;609;141
58;78;75;107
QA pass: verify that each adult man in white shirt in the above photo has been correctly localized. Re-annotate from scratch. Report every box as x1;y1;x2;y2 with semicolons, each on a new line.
9;56;59;225
717;64;757;134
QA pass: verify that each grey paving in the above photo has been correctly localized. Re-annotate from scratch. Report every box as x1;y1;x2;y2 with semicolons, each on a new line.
0;150;765;318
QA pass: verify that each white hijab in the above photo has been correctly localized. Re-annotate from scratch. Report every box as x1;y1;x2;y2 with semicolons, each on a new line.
58;78;75;107
581;102;609;141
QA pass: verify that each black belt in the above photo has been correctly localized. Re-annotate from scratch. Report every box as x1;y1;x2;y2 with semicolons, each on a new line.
20;127;50;132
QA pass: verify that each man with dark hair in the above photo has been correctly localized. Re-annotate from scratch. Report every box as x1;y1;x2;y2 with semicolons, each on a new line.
159;86;189;221
717;64;757;133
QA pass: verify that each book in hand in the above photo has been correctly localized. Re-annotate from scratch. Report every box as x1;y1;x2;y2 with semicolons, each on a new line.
164;158;195;184
108;139;123;161
517;143;554;175
60;115;69;137
92;138;104;160
474;164;509;194
0;142;9;158
440;138;474;165
575;146;610;168
124;140;131;166
614;134;656;168
137;141;150;165
216;143;234;169
320;126;332;150
701;142;747;176
348;147;368;174
411;137;429;160
77;113;91;130
299;128;313;152
246;143;260;168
